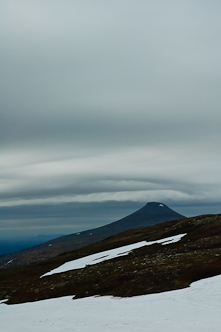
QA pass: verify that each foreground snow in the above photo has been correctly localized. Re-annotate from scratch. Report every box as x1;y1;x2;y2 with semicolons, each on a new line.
42;233;186;277
1;274;221;332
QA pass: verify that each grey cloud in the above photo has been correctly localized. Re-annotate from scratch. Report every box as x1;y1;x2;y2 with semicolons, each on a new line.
1;1;221;236
1;104;220;154
2;1;221;116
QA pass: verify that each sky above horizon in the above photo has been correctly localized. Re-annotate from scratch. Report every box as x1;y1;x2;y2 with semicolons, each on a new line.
1;1;221;237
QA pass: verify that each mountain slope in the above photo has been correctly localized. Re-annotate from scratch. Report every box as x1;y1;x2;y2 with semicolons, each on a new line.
96;202;185;232
1;212;221;304
0;202;185;268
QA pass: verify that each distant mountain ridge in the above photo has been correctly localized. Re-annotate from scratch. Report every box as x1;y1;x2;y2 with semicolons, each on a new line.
0;202;185;268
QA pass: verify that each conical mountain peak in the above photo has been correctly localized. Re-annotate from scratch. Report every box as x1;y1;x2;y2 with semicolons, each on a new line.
105;202;185;232
0;202;185;268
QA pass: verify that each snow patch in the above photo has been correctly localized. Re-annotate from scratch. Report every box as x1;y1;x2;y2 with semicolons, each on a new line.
41;233;186;277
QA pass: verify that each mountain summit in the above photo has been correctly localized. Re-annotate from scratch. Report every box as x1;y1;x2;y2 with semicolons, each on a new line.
101;202;185;233
0;202;185;268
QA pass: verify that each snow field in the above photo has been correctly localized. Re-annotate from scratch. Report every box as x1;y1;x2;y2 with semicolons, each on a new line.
1;274;221;332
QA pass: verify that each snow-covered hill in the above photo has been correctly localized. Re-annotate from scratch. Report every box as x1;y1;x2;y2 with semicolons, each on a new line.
1;274;221;332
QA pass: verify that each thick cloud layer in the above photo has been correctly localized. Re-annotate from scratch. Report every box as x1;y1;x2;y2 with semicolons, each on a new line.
1;1;221;236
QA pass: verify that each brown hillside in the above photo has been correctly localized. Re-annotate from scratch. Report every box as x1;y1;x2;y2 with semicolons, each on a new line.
0;213;221;304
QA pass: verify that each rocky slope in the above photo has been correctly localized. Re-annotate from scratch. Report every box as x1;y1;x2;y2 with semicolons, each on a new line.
1;213;221;304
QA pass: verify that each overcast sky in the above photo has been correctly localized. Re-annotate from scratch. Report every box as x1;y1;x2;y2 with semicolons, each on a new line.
1;1;221;238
